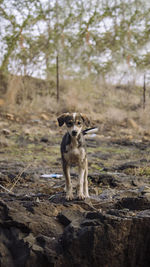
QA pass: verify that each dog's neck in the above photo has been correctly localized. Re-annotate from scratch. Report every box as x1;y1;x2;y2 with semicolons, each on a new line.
68;132;82;148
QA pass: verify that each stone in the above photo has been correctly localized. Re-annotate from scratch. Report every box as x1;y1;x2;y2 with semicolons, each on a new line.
2;128;11;135
57;209;84;226
6;113;14;120
127;118;139;129
0;191;150;267
41;114;49;121
40;136;49;143
24;128;31;135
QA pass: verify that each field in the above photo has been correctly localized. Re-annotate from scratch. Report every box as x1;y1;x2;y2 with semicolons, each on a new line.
0;74;150;266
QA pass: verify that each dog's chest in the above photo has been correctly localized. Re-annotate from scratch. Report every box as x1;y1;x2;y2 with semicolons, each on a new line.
64;143;86;165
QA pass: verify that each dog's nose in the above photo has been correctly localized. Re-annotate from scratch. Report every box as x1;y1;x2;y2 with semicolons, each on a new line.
72;130;77;136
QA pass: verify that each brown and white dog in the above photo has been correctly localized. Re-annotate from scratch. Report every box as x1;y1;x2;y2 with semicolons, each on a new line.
57;112;91;200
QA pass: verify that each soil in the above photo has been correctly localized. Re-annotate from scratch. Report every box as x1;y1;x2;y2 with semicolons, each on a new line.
0;112;150;267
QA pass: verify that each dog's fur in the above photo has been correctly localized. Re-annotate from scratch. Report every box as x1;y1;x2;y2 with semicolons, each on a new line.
57;112;90;200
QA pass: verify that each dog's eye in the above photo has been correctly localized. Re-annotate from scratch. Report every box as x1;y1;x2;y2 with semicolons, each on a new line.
77;121;81;125
67;122;73;127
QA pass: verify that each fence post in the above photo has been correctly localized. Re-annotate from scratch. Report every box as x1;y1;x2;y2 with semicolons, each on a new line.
56;0;59;102
143;74;146;109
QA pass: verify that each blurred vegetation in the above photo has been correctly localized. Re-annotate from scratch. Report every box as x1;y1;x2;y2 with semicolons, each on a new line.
0;0;150;81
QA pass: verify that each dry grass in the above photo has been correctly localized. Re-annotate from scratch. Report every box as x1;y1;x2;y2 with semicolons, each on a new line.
1;74;150;131
5;76;23;109
2;75;57;115
124;166;150;176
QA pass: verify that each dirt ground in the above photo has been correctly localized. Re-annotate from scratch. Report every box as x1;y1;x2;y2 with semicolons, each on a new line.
0;109;150;266
0;111;150;198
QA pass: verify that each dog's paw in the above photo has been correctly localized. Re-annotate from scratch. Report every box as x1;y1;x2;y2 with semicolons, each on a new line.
66;193;74;201
84;193;90;198
77;193;85;200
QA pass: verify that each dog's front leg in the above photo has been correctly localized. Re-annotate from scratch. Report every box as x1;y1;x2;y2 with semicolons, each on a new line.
77;167;85;200
63;162;73;200
84;158;89;198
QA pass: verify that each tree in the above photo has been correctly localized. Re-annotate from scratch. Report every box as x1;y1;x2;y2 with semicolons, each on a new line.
1;0;150;81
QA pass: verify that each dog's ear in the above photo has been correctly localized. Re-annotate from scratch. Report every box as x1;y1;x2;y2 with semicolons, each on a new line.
80;114;90;127
57;113;68;127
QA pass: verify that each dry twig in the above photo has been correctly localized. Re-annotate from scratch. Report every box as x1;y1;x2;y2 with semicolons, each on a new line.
9;163;32;192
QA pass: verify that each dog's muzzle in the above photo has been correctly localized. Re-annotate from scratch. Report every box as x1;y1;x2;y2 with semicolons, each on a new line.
72;130;77;136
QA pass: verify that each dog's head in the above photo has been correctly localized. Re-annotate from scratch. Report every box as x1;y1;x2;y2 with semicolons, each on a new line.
57;113;90;137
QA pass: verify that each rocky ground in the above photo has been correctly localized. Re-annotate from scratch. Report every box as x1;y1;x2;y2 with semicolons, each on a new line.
0;112;150;267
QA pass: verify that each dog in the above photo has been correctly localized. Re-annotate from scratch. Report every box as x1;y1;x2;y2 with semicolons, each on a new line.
57;112;91;200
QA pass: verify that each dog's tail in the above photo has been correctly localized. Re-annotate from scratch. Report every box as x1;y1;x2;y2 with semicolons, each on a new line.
82;127;98;136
